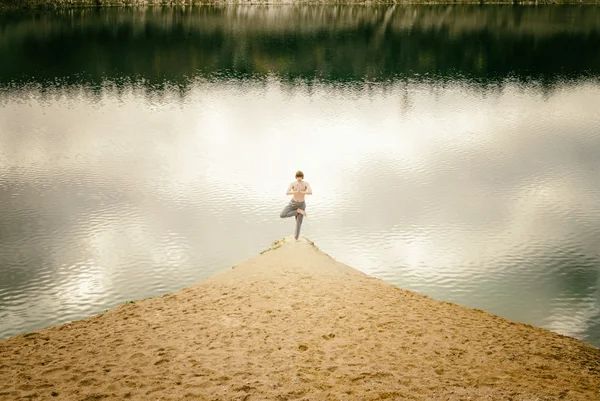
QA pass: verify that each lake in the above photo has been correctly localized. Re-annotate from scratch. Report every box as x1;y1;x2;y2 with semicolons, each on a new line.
0;5;599;347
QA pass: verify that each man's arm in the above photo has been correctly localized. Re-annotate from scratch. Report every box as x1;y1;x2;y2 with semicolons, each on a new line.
300;182;312;195
285;183;295;196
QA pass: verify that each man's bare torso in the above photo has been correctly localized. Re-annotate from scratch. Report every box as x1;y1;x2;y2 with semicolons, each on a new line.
290;180;309;202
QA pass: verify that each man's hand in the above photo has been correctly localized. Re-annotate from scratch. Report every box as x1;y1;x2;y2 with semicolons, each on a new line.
286;182;312;196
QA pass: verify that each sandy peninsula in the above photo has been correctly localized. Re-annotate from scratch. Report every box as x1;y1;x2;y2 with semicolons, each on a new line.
0;237;599;400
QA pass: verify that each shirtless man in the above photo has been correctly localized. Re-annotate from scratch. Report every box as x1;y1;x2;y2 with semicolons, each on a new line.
280;170;312;240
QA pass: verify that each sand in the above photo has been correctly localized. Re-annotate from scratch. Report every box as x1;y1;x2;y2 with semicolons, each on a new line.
0;237;599;401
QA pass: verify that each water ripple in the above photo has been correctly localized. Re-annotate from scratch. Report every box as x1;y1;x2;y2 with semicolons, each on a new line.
1;70;600;349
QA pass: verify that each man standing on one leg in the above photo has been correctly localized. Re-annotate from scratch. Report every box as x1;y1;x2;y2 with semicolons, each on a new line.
280;170;312;240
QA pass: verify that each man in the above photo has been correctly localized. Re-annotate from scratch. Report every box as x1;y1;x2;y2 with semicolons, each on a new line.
280;170;312;241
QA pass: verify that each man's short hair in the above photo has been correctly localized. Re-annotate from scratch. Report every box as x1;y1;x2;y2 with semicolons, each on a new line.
295;170;304;178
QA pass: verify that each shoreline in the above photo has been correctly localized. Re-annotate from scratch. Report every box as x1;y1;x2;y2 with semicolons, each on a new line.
1;236;598;400
2;1;600;11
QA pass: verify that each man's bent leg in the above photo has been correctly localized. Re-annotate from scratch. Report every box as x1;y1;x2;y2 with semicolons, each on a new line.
280;202;298;218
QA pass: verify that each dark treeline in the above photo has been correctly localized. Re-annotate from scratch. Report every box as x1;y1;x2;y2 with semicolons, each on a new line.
1;5;600;91
1;0;600;8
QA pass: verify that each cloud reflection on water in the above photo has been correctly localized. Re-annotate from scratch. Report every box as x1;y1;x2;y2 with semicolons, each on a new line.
1;77;599;344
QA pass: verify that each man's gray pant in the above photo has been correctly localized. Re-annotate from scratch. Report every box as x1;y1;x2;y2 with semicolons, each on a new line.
280;200;306;240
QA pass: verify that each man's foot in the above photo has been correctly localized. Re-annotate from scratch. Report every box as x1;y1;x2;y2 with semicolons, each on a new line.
297;208;306;217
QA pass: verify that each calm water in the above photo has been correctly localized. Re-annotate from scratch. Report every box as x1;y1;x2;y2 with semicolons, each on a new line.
1;6;599;347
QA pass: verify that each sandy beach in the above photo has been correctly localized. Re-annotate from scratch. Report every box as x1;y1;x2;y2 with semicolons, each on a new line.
0;237;598;400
